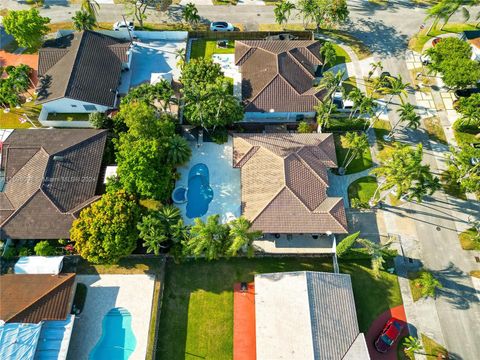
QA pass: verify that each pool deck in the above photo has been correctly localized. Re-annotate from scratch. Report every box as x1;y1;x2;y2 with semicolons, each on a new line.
67;274;155;360
176;136;241;225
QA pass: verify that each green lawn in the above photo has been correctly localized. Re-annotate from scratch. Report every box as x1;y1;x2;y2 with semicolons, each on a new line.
317;39;352;68
348;176;378;207
458;228;480;250
156;257;402;360
0;101;42;129
407;271;424;302
334;133;373;174
190;39;235;60
454;129;479;147
409;23;480;53
421;334;448;359
423;117;447;144
46;113;89;121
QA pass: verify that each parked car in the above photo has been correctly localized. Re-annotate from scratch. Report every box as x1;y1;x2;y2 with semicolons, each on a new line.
374;317;404;353
113;21;134;31
432;37;443;46
454;87;480;99
210;21;234;32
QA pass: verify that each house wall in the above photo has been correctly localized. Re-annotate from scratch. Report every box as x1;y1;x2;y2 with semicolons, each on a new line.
39;98;111;128
243;112;316;122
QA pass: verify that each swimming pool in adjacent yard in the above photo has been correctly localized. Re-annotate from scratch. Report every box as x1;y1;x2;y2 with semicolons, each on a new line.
90;307;136;360
186;163;214;218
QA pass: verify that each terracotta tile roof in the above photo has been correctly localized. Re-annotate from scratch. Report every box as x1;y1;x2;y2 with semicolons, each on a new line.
0;129;107;239
0;273;76;323
36;31;130;107
235;40;325;113
233;133;347;234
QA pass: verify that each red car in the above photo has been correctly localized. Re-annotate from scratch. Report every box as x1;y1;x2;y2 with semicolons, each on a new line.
432;37;443;46
374;317;404;353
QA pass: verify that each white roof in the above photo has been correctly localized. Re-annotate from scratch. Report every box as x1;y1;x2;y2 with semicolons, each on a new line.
254;271;370;360
14;256;64;275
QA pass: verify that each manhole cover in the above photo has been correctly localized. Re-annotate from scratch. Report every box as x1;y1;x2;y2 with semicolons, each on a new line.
436;226;441;231
475;256;480;263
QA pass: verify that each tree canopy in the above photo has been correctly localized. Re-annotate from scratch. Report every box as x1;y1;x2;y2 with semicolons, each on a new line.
298;0;349;30
454;93;480;132
71;189;141;264
3;9;50;49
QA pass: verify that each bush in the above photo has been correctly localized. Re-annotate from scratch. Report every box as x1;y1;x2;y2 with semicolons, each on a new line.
34;241;57;256
452;118;480;133
89;112;111;129
210;128;228;144
350;198;370;209
18;246;33;256
325;117;367;131
340;248;397;260
297;121;313;133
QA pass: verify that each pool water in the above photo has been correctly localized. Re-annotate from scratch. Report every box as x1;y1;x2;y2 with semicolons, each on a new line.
186;163;214;218
90;307;136;360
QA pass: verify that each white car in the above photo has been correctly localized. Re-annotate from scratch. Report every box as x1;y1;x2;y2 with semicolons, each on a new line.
209;21;234;32
113;21;134;32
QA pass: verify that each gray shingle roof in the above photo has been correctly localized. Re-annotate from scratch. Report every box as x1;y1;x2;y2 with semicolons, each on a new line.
36;31;130;107
254;271;370;360
0;129;107;239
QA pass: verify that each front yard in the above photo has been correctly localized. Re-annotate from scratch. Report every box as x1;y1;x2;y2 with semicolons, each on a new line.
156;257;402;360
334;133;373;174
348;176;378;208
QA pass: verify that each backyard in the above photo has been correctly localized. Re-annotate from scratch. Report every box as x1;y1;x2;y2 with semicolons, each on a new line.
156;257;402;360
0;101;41;129
190;39;235;60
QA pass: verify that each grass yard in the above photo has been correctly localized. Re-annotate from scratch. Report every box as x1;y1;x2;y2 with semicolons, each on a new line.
421;334;448;359
423;117;447;144
409;23;480;53
0;101;42;129
454;129;479;147
156;257;402;360
190;39;236;59
46;113;89;121
73;256;165;274
372;119;396;159
348;176;378;207
334;133;373;174
458;228;480;250
407;271;424;302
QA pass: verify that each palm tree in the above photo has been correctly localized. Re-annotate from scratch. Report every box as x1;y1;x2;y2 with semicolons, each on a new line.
164;135;192;166
340;132;369;171
274;0;296;30
357;238;392;278
368;61;383;80
72;10;95;31
138;214;168;255
158;205;181;227
175;48;186;70
315;101;335;132
81;0;100;22
319;41;336;72
185;215;230;260
415;270;443;298
183;3;200;29
346;88;364;119
403;336;423;354
378;75;410;106
389;102;421;137
226;217;262;257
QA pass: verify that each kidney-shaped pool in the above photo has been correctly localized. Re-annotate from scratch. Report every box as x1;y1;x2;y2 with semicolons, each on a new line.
186;163;214;219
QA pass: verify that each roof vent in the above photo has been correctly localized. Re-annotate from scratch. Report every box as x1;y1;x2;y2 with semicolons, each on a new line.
53;156;64;162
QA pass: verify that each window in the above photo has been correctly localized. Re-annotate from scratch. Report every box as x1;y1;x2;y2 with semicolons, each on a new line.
83;105;97;111
71;105;77;108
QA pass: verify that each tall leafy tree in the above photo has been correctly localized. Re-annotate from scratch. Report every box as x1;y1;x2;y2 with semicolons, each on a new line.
125;0;171;28
455;93;480;131
445;145;480;193
274;0;296;29
226;217;262;257
121;81;176;112
440;57;480;89
336;231;361;257
182;3;201;29
298;0;349;30
3;9;50;49
72;10;96;31
371;144;440;204
71;190;141;264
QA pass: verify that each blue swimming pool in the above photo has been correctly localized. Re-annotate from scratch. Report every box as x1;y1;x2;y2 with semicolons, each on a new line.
90;307;136;360
186;163;214;218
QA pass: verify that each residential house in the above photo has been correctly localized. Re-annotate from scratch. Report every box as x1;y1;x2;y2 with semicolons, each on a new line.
0;129;107;240
0;273;76;360
234;40;326;121
460;30;480;61
234;271;370;360
36;30;131;121
232;133;347;235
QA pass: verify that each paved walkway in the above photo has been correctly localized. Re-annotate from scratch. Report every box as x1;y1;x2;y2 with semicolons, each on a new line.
365;305;407;360
328;168;373;208
233;282;256;360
